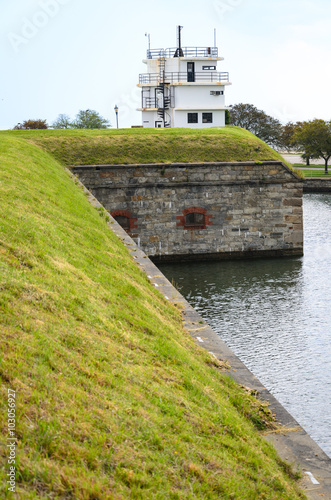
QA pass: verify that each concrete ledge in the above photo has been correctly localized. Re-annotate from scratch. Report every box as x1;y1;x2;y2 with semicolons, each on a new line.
151;248;304;263
72;160;302;182
73;160;292;169
304;179;331;193
75;173;331;499
89;179;297;189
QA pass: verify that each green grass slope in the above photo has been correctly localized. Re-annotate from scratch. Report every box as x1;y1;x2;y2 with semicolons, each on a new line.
1;126;285;166
0;136;305;499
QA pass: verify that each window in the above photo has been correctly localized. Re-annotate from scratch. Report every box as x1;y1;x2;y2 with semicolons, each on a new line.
188;113;198;124
111;210;137;233
202;65;216;70
185;212;205;227
202;113;213;123
210;90;224;96
177;207;212;230
187;62;195;82
114;215;130;230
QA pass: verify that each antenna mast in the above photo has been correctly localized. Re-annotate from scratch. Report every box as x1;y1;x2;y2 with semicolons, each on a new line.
174;25;184;57
145;32;151;57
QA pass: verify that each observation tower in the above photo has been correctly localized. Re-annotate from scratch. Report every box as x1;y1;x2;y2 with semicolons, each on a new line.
137;26;231;128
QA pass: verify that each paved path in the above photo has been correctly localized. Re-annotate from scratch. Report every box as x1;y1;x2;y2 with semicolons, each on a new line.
281;154;324;166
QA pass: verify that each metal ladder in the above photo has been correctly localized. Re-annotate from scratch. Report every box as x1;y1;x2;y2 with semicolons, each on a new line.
156;57;171;127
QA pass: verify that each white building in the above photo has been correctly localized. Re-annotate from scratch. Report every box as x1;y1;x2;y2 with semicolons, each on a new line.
137;27;231;128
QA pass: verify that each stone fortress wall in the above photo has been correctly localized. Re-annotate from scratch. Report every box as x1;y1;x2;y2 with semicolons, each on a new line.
73;161;303;262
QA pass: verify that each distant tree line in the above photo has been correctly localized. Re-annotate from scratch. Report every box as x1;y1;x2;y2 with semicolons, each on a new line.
13;119;48;130
13;110;110;131
229;103;331;173
53;110;110;129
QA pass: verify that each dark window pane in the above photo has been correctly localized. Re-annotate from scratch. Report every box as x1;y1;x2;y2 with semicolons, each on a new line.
188;113;198;124
185;212;205;226
114;215;130;229
202;113;213;123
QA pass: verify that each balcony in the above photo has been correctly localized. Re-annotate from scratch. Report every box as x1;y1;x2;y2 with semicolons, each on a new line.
139;71;229;85
146;47;219;59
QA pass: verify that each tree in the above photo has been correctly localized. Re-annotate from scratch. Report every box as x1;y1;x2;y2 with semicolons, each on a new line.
288;121;317;165
225;109;230;125
229;103;282;148
13;119;48;129
72;109;110;129
293;119;331;174
300;152;315;166
52;114;72;129
279;122;296;152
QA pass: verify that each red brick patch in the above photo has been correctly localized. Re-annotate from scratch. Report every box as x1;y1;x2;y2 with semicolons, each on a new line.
110;210;138;232
177;207;212;230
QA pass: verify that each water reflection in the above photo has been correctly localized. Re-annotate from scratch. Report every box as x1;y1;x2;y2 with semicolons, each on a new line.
159;194;331;457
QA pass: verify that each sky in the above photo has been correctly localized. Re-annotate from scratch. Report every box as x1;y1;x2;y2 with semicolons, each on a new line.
1;0;331;129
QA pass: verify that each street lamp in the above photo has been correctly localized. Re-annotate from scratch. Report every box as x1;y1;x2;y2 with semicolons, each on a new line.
114;104;119;129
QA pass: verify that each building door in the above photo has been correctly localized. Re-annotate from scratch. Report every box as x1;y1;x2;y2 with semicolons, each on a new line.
155;88;163;109
187;62;195;82
155;121;162;128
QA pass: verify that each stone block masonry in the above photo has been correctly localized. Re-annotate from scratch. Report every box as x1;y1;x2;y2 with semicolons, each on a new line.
303;178;331;193
72;161;303;262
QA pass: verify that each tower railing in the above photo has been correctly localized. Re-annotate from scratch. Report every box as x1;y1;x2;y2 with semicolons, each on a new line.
139;71;229;85
141;96;172;109
147;47;219;59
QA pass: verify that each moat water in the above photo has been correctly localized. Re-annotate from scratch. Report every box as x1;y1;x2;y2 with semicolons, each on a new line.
159;194;331;458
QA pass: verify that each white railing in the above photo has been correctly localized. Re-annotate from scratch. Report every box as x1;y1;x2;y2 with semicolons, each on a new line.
147;47;219;59
139;71;229;85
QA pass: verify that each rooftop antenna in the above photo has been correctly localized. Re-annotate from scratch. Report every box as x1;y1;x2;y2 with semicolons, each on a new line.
214;28;217;48
174;25;184;57
145;32;151;57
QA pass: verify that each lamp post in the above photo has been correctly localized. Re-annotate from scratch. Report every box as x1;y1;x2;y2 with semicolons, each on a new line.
114;104;119;129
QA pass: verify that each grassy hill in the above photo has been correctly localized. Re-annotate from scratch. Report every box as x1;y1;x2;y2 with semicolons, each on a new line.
2;126;286;166
0;133;305;498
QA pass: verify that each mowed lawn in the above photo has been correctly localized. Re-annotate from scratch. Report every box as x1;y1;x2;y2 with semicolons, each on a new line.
0;133;305;498
4;126;286;166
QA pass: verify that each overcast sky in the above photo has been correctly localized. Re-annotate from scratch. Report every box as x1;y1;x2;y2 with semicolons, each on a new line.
1;0;331;129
